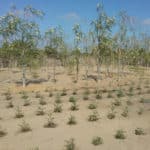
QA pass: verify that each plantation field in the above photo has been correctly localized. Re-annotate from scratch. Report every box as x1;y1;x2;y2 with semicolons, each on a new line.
0;67;150;150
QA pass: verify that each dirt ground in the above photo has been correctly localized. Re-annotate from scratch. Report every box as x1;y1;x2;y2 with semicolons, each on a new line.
0;66;150;150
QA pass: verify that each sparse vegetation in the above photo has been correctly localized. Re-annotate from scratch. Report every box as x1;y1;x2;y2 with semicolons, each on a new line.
92;136;103;145
70;102;79;111
88;103;97;109
15;106;24;118
69;96;76;103
44;112;57;128
19;120;32;132
115;130;126;139
36;106;45;116
67;115;77;125
54;103;62;113
39;97;47;105
64;138;76;150
88;111;99;122
135;128;145;135
0;126;7;137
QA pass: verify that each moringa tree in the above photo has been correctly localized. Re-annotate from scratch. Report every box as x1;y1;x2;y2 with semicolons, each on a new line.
72;24;83;82
91;3;115;82
0;5;44;87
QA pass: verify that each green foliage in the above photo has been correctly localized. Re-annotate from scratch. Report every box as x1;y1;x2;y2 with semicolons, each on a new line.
67;115;77;125
64;138;76;150
115;130;126;139
88;111;99;122
19;120;32;132
36;106;45;116
88;103;97;109
135;128;145;135
54;103;62;113
70;102;79;111
92;136;103;145
69;96;76;103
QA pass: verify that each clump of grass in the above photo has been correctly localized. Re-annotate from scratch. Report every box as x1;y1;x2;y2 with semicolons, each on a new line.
95;90;102;99
113;99;121;106
115;130;126;139
67;115;77;125
36;106;45;116
127;86;134;96
92;136;103;145
121;107;129;117
116;89;124;97
21;91;28;99
107;91;113;98
19;120;31;133
55;94;62;103
88;111;99;122
61;88;67;96
88;103;97;109
23;99;31;106
135;128;145;135
126;100;133;106
107;105;116;119
35;91;41;98
48;91;53;97
54;103;62;113
39;97;47;105
69;96;76;103
83;94;89;100
72;89;77;95
44;112;57;128
137;107;144;115
29;147;39;150
64;138;76;150
6;101;14;108
102;88;107;93
70;102;79;111
0;126;7;137
15;106;24;118
4;90;12;100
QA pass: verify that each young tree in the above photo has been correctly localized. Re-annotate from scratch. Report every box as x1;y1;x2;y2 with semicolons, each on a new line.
91;3;115;81
72;24;83;82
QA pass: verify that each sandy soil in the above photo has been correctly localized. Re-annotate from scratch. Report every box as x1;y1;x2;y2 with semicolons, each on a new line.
0;66;150;150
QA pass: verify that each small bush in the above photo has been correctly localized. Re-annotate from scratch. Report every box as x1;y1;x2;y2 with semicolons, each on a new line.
121;107;129;117
137;107;144;115
36;106;45;116
0;126;7;137
48;91;53;97
64;138;76;150
70;102;79;111
55;94;62;103
92;136;103;145
107;112;115;119
23;99;31;106
69;96;76;103
4;90;12;100
72;89;77;95
83;94;89;100
135;128;145;135
113;99;121;106
6;101;14;108
54;103;62;113
21;91;28;99
67;115;77;125
39;97;47;105
107;91;113;98
115;130;126;139
126;100;133;106
15;106;24;118
116;89;124;97
88;103;97;109
61;88;67;96
35;91;41;98
44;113;57;128
19;120;31;132
88;111;99;122
95;91;102;99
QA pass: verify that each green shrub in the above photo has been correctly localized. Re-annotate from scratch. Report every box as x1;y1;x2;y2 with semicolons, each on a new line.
67;115;77;125
54;103;62;113
55;94;62;103
15;106;24;118
21;91;28;99
113;99;121;106
88;111;99;122
44;113;57;128
135;128;145;135
69;96;76;103
115;130;126;139
116;89;124;97
39;97;47;105
70;102;79;111
121;107;129;117
61;88;67;96
6;101;14;108
88;103;97;109
23;99;31;106
92;136;103;145
0;126;7;137
64;138;76;150
36;106;45;116
19;120;31;133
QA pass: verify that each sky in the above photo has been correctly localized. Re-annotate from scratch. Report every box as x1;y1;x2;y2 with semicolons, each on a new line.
0;0;150;43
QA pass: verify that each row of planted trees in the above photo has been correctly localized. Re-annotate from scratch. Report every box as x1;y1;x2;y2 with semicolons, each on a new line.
0;3;150;87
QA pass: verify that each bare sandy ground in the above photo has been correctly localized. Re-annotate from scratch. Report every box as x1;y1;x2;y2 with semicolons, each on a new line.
0;66;150;150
